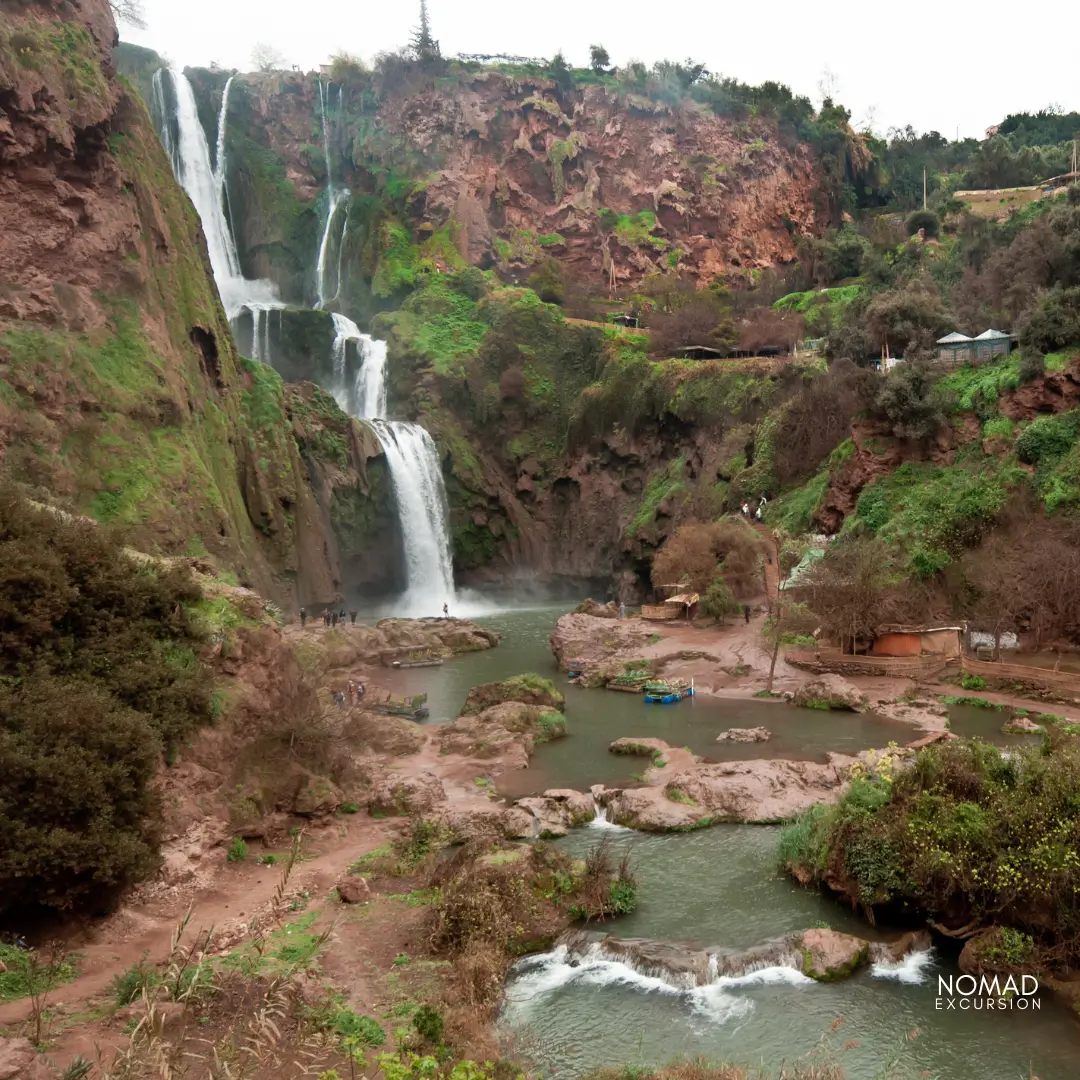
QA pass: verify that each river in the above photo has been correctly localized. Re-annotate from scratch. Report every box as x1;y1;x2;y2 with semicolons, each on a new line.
388;607;1080;1078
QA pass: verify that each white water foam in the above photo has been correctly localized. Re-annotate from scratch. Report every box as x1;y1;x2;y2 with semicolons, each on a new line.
589;798;631;831
871;948;936;984
314;79;350;309
506;945;810;1028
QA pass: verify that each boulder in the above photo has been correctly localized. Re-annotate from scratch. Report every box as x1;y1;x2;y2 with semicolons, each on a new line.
549;612;652;667
336;876;372;904
574;598;618;618
460;675;564;715
609;737;671;757
437;701;564;768
514;788;594;836
797;928;870;981
431;804;535;842
792;675;867;712
368;771;447;817
349;712;426;755
275;766;343;817
1002;716;1044;734
0;1039;35;1080
716;727;771;742
869;928;932;964
959;927;1031;976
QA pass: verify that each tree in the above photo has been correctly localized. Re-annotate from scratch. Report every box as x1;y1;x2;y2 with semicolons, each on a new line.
647;289;737;358
528;258;565;305
410;0;441;65
801;537;900;650
870;361;950;443
652;520;763;597
110;0;147;29
760;534;815;694
251;42;288;72
589;45;610;75
905;209;940;239
548;51;574;94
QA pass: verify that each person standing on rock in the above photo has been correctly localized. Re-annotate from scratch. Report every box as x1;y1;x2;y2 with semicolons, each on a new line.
443;602;449;619
299;606;306;628
323;610;330;628
743;604;751;623
339;609;346;625
619;601;626;620
349;609;357;625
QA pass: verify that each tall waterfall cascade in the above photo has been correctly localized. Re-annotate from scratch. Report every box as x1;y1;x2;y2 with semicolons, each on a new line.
156;68;279;323
314;80;349;310
155;68;460;615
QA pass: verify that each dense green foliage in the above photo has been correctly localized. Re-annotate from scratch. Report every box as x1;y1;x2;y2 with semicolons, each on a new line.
781;738;1080;966
0;491;212;918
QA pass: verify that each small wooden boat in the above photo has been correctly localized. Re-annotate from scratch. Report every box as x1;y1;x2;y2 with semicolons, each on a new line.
369;693;430;721
643;679;694;704
391;657;444;669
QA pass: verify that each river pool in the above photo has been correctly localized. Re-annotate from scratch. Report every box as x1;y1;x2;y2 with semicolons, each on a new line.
386;606;1080;1078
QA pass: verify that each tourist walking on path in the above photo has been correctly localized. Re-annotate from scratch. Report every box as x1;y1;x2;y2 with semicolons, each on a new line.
349;609;357;625
299;607;306;628
743;604;751;624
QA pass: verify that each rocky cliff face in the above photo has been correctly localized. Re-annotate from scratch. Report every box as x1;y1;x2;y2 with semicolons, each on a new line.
176;66;825;311
0;0;390;608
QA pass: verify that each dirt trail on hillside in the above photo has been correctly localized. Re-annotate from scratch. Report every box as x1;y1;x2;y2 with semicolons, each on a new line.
0;818;395;1027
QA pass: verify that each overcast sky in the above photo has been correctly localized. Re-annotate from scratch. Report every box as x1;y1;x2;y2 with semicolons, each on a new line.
122;0;1079;140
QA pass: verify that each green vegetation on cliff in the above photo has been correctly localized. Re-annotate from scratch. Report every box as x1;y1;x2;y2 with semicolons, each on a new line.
0;491;211;918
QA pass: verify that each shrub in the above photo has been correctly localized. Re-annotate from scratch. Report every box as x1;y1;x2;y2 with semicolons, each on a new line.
110;956;157;1007
1018;349;1046;382
870;362;950;442
1016;412;1078;465
328;1008;385;1046
527;258;564;304
412;1004;444;1044
227;837;249;863
905;209;940;238
1017;286;1080;354
959;672;988;691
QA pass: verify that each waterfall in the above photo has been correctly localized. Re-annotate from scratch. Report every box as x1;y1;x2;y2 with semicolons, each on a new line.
314;79;349;309
247;304;280;366
369;420;456;616
150;69;177;172
156;67;278;321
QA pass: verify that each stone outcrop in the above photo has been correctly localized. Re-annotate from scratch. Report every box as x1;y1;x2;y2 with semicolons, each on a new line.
460;675;563;715
336;876;372;904
595;742;857;829
799;928;869;981
368;771;447;817
792;675;867;711
0;1;388;611
717;727;771;742
549;613;654;671
514;789;595;837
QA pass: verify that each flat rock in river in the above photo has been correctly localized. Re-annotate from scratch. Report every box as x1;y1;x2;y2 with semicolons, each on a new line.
716;726;771;742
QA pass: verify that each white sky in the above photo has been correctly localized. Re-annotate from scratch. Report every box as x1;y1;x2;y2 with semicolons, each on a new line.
122;0;1079;140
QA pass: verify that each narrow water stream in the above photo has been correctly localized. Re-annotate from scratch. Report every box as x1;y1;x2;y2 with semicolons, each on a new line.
385;607;1080;1077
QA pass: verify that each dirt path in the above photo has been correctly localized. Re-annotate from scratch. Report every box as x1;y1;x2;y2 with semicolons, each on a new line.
0;817;395;1028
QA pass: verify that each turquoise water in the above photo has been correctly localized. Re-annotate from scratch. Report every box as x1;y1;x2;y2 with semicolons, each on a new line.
387;609;916;798
385;607;1080;1078
502;827;1080;1080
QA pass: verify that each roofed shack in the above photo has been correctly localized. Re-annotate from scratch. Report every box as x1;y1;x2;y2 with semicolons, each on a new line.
641;591;700;621
868;625;962;659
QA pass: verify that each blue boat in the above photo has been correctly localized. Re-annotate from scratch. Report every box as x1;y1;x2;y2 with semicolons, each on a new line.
643;680;694;704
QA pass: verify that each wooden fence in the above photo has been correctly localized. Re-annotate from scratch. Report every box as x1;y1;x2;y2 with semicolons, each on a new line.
784;649;1080;697
784;648;953;679
960;656;1080;697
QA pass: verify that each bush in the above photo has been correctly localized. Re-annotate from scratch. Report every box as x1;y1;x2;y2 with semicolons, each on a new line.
905;209;940;238
783;738;1080;964
527;258;564;304
1017;285;1080;354
412;1004;444;1044
227;837;249;863
110;956;157;1007
871;362;950;442
1018;349;1046;382
0;677;162;915
1016;411;1078;465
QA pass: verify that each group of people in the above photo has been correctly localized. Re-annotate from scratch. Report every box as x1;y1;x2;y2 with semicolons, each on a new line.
331;680;366;709
741;494;768;521
298;607;358;628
